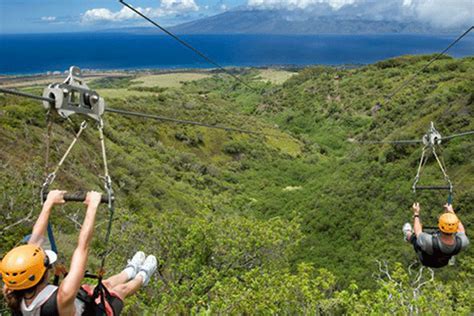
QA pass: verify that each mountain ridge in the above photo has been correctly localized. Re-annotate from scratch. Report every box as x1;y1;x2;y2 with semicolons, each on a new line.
96;8;468;35
169;9;467;35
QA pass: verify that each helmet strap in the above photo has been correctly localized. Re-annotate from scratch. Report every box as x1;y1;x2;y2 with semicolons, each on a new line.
44;251;51;269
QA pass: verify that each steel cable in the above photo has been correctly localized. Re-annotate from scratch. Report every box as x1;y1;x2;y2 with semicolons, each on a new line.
0;87;280;137
0;87;54;103
383;26;474;105
105;107;280;137
442;130;474;141
355;139;423;145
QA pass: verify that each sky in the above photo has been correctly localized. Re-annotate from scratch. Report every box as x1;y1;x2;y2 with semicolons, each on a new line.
0;0;472;33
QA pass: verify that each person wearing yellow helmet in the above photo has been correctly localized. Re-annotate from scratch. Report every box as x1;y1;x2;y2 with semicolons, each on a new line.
402;202;469;268
1;190;157;315
0;244;57;290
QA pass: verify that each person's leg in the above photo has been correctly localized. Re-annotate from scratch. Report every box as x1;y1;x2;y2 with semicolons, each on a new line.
102;271;129;289
111;275;144;299
112;255;157;299
103;251;145;289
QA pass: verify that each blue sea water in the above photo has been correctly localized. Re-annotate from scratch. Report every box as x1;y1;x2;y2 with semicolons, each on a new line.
0;33;473;74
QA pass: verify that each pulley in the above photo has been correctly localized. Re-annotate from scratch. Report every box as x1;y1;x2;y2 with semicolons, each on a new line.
413;122;453;194
42;66;105;122
422;122;442;147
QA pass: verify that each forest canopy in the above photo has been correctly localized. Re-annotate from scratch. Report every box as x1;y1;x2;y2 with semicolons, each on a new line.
0;55;473;314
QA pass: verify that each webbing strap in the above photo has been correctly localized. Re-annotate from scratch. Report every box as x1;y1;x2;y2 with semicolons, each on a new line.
412;146;427;192
44;114;58;261
40;121;88;198
40;120;87;286
447;193;453;204
44;113;53;176
453;236;462;255
50;121;88;181
412;144;453;196
47;223;58;254
93;281;112;315
39;118;115;296
432;146;453;193
432;234;441;254
97;118;115;290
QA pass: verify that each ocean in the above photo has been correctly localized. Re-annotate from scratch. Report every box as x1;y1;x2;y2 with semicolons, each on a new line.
0;33;473;75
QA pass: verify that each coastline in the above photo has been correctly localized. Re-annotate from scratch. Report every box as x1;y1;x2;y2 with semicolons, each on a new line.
0;66;302;88
2;33;472;77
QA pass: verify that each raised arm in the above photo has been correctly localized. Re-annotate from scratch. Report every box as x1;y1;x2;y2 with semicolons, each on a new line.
444;203;465;233
29;190;66;246
412;202;423;237
57;191;102;315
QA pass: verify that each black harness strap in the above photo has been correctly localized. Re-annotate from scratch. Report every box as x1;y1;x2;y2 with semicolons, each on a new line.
432;234;462;256
40;290;60;316
417;233;463;268
93;281;113;315
76;287;103;316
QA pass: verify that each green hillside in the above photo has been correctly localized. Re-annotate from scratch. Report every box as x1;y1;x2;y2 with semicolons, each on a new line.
1;56;473;314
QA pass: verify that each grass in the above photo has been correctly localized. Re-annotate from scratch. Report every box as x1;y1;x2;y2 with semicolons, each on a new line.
256;69;297;85
95;88;158;99
265;130;302;157
131;73;211;88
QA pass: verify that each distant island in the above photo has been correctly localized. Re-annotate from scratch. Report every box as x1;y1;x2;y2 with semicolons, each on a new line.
102;8;468;35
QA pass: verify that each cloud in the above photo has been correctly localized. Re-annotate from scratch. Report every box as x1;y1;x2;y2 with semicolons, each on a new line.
41;16;57;22
161;0;199;11
82;0;198;23
403;0;474;28
82;7;149;23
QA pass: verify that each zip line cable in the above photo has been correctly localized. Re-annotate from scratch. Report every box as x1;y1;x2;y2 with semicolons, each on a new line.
0;87;279;137
382;25;473;105
0;87;54;103
351;26;474;144
354;130;474;145
119;0;258;93
441;130;474;141
105;107;279;137
354;139;423;145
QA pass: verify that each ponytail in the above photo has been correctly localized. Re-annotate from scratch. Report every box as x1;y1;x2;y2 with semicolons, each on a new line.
4;287;26;312
3;270;48;312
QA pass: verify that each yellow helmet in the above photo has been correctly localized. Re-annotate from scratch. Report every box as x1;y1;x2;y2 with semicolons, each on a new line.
438;213;459;234
0;245;55;290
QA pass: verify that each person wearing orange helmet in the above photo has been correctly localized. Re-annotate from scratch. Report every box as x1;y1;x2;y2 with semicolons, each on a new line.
402;202;469;268
1;190;157;315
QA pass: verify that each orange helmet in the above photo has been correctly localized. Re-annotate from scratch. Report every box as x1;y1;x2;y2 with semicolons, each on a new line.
438;213;459;234
0;245;56;290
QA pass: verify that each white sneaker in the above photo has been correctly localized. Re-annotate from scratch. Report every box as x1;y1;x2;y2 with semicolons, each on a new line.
137;255;157;286
402;223;412;241
125;251;146;279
